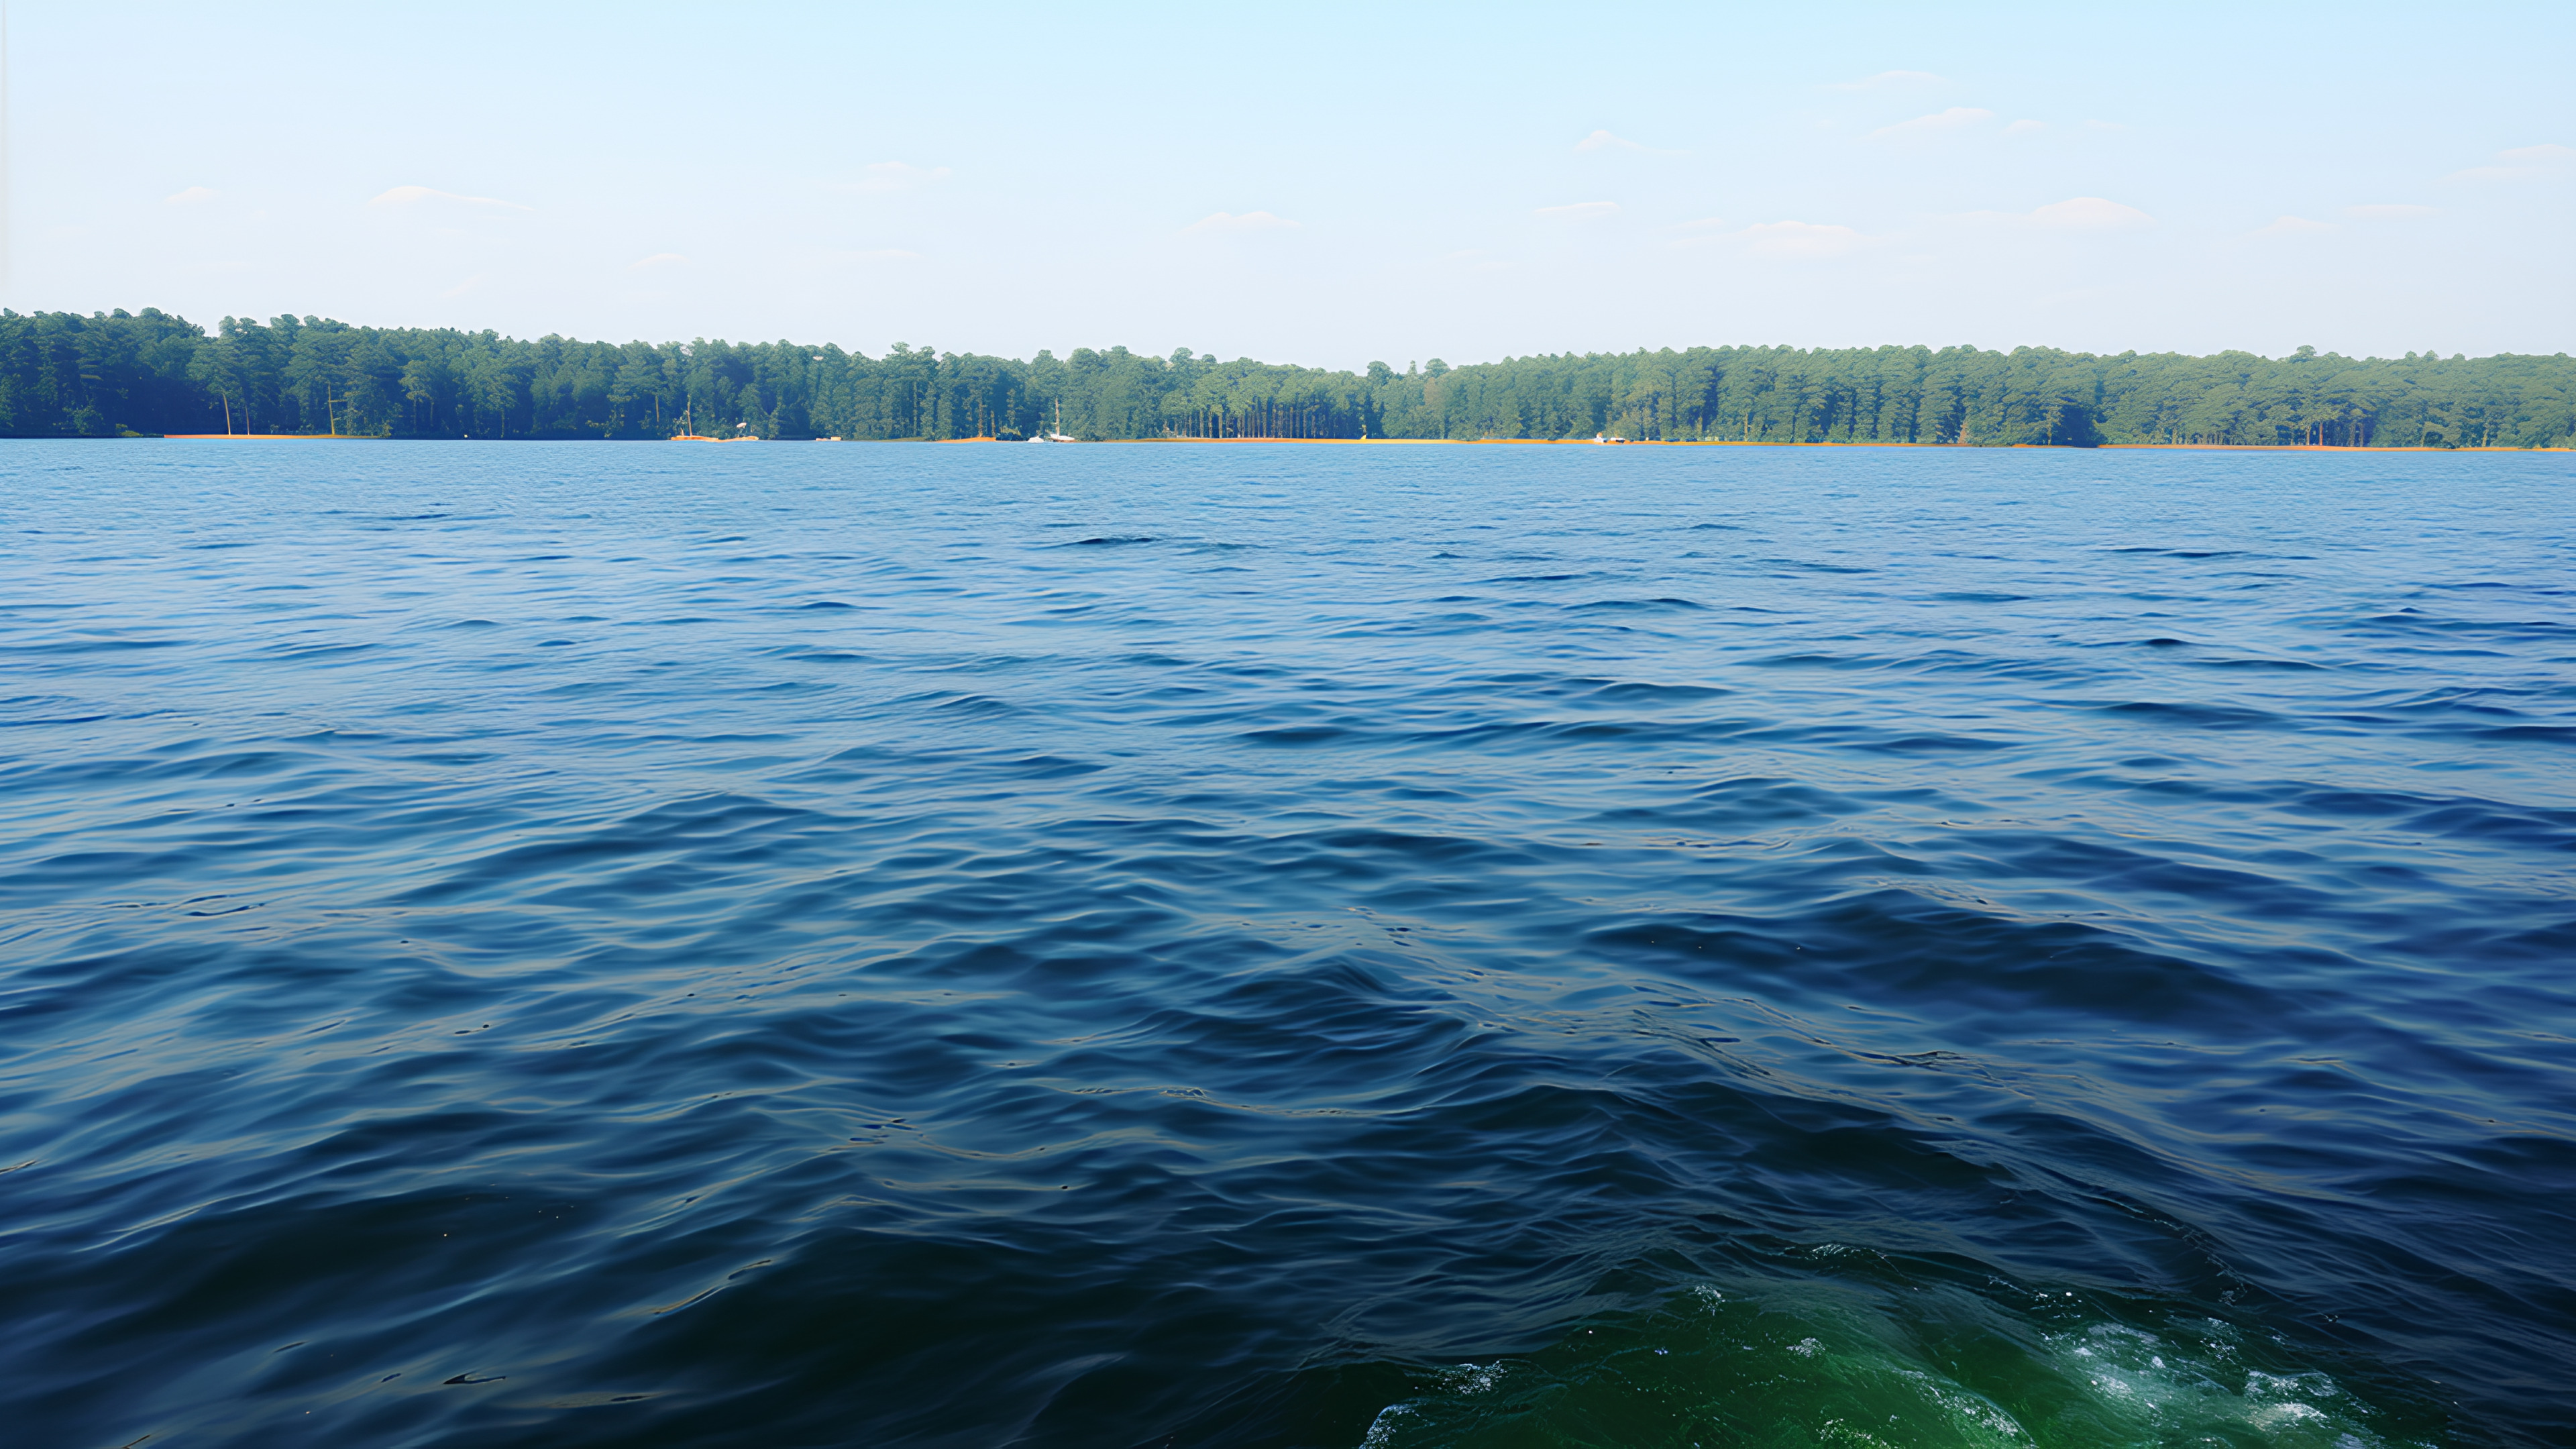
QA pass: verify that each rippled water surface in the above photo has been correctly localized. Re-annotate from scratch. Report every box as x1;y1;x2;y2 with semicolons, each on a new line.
5;441;2573;1448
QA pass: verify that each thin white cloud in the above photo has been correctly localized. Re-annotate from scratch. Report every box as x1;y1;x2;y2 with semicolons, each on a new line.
2004;119;2045;136
850;248;923;261
2084;119;2129;132
1183;211;1299;235
1734;220;1864;258
629;252;686;270
441;273;488;297
2447;142;2573;182
2028;196;2155;231
1829;69;1943;91
1871;106;1994;140
1534;201;1619;219
2346;203;2436;219
2255;215;2334;237
164;186;218;206
371;184;531;211
842;162;954;194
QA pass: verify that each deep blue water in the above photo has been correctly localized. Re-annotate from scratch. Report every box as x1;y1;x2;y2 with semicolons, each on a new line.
3;440;2572;1448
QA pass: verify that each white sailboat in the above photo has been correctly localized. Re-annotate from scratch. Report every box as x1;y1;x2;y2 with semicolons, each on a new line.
1027;400;1076;443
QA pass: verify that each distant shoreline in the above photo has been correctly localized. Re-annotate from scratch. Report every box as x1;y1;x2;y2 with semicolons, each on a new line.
15;309;2569;449
140;433;2567;453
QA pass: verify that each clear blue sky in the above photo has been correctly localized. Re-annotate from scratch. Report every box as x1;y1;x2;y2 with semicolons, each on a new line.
11;1;2569;366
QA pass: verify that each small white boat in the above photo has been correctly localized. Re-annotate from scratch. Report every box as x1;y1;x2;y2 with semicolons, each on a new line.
1028;400;1077;442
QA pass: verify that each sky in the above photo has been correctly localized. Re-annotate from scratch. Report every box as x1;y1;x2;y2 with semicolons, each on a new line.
7;0;2571;368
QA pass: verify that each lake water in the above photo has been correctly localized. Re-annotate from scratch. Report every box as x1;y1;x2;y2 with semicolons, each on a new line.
3;440;2571;1447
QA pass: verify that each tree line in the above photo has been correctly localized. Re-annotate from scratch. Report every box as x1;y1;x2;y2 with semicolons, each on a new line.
3;307;2569;449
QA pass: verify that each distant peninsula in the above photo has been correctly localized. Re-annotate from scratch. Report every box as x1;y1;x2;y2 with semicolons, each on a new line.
3;307;2569;449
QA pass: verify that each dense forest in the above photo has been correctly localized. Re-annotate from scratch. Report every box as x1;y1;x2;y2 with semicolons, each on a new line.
3;307;2570;448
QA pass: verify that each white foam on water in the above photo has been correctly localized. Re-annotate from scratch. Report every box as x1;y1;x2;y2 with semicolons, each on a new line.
1431;1362;1504;1395
1353;1288;2424;1447
2043;1322;2399;1446
1359;1402;1415;1447
1896;1370;2029;1439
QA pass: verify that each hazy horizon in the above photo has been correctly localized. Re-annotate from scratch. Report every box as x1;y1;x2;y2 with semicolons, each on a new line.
9;1;2571;370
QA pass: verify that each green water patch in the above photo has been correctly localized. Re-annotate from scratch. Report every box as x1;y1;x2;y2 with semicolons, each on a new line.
1354;1279;2436;1448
